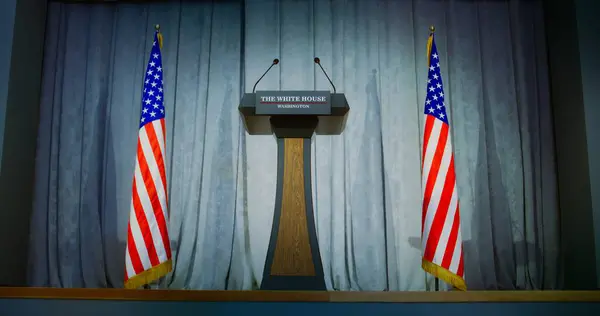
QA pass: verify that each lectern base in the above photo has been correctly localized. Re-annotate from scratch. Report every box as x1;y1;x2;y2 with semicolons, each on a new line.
261;276;326;291
260;136;326;291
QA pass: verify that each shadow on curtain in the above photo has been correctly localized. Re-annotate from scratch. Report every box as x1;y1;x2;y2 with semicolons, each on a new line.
28;0;561;291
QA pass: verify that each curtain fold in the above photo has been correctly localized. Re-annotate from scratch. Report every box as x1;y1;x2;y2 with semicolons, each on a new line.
29;0;560;291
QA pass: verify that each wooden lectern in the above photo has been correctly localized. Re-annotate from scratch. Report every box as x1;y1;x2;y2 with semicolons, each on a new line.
239;81;349;290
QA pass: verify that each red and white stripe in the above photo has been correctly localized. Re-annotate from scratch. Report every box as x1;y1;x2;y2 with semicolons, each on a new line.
125;118;171;284
421;113;465;283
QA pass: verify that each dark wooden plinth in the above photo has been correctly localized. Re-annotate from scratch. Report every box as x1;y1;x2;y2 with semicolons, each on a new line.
3;287;600;302
261;116;325;291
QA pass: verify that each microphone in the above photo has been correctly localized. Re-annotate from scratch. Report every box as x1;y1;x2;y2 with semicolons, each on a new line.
314;57;336;94
252;58;279;93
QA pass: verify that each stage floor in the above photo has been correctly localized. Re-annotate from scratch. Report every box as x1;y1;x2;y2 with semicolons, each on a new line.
1;287;599;302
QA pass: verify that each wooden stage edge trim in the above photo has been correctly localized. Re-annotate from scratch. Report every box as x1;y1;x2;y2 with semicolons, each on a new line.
0;288;599;302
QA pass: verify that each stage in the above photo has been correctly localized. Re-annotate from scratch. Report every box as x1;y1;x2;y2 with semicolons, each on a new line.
1;288;600;315
1;1;600;315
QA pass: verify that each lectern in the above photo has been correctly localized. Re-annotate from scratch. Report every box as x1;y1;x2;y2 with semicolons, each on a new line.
239;61;349;290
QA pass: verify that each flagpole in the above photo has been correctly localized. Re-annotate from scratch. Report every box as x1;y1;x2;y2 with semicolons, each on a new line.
139;23;162;292
427;24;440;293
136;23;163;292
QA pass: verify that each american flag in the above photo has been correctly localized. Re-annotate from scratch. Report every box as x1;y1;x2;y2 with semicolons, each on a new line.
420;33;466;291
124;30;172;289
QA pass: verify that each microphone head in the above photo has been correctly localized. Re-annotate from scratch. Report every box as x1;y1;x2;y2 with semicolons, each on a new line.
314;57;320;64
273;58;279;65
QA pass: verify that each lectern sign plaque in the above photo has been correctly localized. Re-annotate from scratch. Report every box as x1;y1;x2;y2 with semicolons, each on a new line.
255;90;331;115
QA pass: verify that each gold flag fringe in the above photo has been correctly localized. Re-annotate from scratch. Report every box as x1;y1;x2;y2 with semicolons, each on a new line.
422;259;467;291
157;32;163;50
124;260;172;290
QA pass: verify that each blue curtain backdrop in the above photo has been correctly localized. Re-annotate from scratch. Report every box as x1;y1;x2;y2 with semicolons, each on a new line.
28;0;560;291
